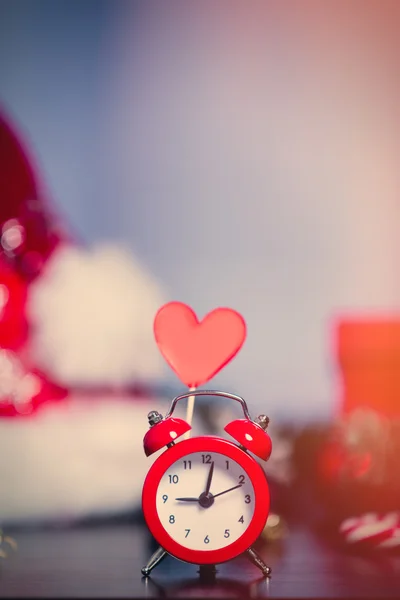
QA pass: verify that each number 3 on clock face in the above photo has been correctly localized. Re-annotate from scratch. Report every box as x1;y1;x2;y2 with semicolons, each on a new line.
142;437;270;565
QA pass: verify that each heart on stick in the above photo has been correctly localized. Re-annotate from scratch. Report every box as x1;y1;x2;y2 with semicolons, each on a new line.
154;302;247;388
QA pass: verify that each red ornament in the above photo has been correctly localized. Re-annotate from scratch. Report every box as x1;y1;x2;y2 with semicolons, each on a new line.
153;302;246;387
0;260;28;351
0;112;67;281
0;111;71;417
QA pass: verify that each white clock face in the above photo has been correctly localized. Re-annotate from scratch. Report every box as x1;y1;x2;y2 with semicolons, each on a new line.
155;451;255;551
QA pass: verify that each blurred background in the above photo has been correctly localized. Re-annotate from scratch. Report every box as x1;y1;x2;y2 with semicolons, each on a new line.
0;0;400;584
1;0;400;419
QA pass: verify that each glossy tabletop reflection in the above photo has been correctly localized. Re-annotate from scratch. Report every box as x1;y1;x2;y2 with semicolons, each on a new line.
1;522;400;598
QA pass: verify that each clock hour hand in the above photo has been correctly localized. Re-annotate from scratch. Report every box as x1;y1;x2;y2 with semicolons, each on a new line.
213;483;243;499
175;497;199;502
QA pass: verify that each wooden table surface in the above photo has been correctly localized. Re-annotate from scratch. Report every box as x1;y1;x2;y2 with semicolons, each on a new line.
1;521;400;598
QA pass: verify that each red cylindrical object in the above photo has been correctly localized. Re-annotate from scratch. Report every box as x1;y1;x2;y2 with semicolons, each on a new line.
335;318;400;418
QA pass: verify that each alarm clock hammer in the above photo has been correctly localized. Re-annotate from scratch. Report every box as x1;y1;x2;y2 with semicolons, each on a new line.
141;390;272;578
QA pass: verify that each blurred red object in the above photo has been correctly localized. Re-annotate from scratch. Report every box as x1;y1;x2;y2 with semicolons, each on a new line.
0;260;28;351
0;112;67;281
320;440;372;483
339;512;400;551
0;110;69;415
0;349;67;417
335;318;400;418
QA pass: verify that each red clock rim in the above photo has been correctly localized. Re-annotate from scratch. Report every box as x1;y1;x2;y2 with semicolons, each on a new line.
142;436;270;565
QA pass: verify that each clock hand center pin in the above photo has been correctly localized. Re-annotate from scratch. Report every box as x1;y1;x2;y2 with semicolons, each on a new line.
175;461;216;508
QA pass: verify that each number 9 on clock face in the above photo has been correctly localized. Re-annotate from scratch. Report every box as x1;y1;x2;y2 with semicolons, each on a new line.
142;437;270;565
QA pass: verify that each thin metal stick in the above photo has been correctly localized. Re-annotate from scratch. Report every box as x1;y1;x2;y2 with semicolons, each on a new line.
184;386;196;438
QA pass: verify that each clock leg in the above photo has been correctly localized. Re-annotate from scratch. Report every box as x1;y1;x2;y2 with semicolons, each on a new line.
245;546;271;577
141;545;168;577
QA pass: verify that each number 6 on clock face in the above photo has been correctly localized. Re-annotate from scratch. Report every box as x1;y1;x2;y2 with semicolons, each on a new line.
142;437;270;565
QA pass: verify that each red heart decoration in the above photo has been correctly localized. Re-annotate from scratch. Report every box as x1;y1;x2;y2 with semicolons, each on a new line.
154;302;246;387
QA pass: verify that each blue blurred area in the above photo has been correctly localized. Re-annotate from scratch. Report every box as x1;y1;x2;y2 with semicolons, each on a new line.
0;0;113;241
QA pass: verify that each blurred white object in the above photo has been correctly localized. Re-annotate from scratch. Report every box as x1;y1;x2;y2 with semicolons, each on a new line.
0;349;41;414
0;393;194;524
340;512;400;549
27;244;165;387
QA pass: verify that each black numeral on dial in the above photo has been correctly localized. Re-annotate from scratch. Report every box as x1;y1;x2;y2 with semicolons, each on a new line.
202;454;212;464
245;494;251;504
224;529;230;538
239;474;245;484
204;535;210;544
169;515;175;523
239;515;244;523
183;460;192;469
162;494;168;503
185;529;190;538
168;474;179;484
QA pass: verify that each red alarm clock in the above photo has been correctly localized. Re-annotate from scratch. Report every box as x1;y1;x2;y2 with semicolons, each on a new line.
141;390;272;578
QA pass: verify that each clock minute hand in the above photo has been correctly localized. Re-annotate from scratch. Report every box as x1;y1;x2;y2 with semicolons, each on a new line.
204;461;215;495
176;477;242;502
213;483;243;499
